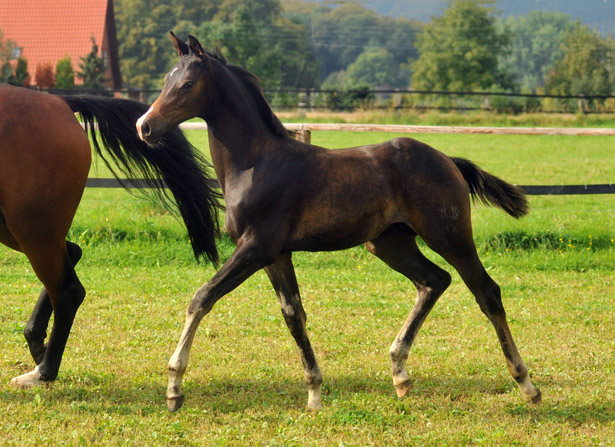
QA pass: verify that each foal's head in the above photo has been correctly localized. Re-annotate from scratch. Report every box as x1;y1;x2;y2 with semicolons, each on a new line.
137;32;217;144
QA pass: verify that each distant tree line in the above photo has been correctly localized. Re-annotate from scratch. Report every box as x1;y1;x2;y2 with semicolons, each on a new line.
2;0;613;109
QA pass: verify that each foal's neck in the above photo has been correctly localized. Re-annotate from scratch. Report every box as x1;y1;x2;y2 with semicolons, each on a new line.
203;71;284;176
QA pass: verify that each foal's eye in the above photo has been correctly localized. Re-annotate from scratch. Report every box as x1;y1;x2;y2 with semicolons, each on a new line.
181;81;195;90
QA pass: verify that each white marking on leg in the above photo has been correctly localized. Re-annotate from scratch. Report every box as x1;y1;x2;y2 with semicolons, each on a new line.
305;367;323;411
390;338;411;395
167;309;204;410
136;106;154;140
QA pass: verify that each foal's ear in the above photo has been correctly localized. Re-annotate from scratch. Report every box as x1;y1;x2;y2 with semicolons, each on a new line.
188;35;206;59
170;31;189;56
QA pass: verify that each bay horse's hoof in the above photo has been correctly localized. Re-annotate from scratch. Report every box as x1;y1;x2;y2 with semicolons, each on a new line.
394;378;412;398
10;366;43;388
167;394;185;412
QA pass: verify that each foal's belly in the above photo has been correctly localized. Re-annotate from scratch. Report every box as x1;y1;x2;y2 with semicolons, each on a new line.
284;206;395;252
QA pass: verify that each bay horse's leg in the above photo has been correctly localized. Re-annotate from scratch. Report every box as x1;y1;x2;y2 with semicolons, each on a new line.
264;253;323;411
10;242;85;387
166;241;271;411
366;225;451;398
23;241;83;365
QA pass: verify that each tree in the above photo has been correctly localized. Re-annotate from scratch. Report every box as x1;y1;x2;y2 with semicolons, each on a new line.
55;56;75;89
346;49;404;88
78;40;106;90
283;1;421;86
499;11;576;92
411;0;512;91
35;62;55;88
546;23;615;98
115;0;187;89
195;0;319;88
9;57;30;86
0;29;17;83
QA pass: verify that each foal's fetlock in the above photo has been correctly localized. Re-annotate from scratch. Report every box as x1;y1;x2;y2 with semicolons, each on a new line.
390;345;411;398
28;342;47;365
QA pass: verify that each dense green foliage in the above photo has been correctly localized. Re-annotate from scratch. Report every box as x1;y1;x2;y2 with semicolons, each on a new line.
498;11;576;92
411;1;511;91
1;0;614;100
116;0;319;89
0;29;26;86
546;23;615;99
8;57;29;87
283;1;421;88
77;40;107;90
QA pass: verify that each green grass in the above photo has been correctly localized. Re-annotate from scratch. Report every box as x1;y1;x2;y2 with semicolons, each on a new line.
1;130;615;446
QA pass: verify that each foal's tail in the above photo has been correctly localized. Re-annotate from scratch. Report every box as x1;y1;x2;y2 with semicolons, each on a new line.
62;94;222;264
451;157;528;219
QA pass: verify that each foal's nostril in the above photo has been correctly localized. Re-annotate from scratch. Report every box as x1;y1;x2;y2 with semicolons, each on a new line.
142;122;152;137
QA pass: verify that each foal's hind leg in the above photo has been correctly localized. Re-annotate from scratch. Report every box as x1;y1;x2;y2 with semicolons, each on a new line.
23;241;83;365
264;253;323;410
446;251;541;403
420;213;541;404
366;225;451;398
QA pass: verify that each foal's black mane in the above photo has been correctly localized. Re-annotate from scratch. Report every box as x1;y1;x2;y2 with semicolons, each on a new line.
206;50;289;138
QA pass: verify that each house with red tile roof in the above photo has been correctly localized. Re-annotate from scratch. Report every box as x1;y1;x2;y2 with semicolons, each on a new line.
0;0;121;89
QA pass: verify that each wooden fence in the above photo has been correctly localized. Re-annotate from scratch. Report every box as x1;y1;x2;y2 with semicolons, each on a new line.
86;123;615;195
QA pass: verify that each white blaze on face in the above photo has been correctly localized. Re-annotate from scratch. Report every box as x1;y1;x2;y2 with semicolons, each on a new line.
136;105;154;140
169;67;179;78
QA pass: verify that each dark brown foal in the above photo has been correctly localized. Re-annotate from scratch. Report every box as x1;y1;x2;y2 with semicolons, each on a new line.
137;33;541;411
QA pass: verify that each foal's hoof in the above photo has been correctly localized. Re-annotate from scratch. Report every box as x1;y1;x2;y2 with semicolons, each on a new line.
166;394;185;412
306;400;322;412
528;388;542;405
394;379;411;398
10;366;43;388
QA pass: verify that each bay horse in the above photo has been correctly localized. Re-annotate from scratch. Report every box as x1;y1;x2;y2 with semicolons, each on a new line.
0;84;221;388
137;33;541;412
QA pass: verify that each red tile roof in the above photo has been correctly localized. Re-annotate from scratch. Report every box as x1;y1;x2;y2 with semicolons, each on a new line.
0;0;118;87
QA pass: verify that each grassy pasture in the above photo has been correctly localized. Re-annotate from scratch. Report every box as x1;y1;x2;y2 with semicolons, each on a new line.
1;129;615;446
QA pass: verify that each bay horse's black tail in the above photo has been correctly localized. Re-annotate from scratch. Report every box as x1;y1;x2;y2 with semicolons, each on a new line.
451;157;529;219
62;94;222;264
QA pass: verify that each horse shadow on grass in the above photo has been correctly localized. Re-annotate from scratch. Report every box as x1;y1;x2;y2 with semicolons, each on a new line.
2;370;615;424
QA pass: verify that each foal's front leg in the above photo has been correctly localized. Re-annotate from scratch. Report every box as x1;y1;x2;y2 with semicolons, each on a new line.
166;242;270;412
264;253;323;411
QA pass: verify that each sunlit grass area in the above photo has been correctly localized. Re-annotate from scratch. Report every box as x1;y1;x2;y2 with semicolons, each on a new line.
1;129;614;446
